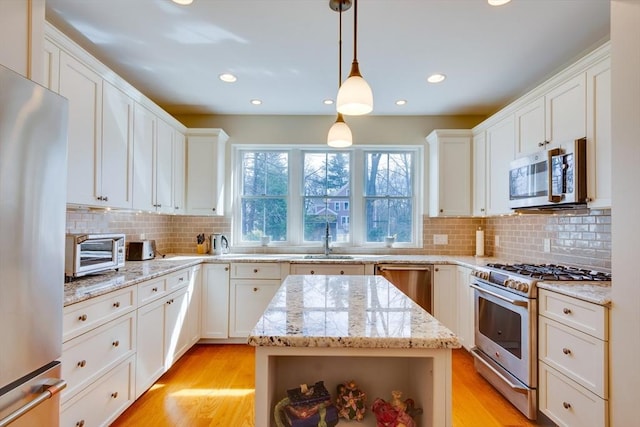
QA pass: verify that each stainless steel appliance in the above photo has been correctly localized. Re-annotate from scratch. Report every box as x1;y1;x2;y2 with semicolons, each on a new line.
375;264;432;313
64;233;125;279
509;137;587;210
470;263;611;420
210;233;229;255
127;240;156;261
0;65;68;426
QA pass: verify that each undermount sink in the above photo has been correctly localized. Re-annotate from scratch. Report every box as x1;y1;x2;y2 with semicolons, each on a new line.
303;254;354;260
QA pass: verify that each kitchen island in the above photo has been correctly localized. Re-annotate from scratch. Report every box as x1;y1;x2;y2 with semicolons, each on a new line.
248;274;461;427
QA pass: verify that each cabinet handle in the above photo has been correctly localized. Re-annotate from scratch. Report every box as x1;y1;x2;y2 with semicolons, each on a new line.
562;347;572;355
253;269;258;273
112;340;120;347
78;314;87;322
212;208;216;212
103;196;109;202
439;209;443;213
340;271;345;275
111;392;118;399
562;402;571;409
175;206;180;210
152;287;158;292
77;360;86;368
480;208;485;212
310;270;315;275
76;421;85;427
562;307;572;315
225;267;229;271
96;196;103;201
113;301;120;308
435;268;439;272
178;277;184;282
253;287;259;292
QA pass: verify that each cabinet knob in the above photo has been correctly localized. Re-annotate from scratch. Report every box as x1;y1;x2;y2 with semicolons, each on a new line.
440;209;443;213
212;208;216;212
253;287;259;292
112;340;120;347
435;268;439;272
111;392;119;399
76;421;85;427
253;269;258;273
96;196;103;201
562;402;571;409
152;287;158;292
340;271;345;275
562;307;572;315
538;142;545;147
167;300;171;305
175;206;180;210
78;314;88;322
113;301;120;308
562;347;572;355
178;277;184;282
77;360;86;368
103;196;109;202
310;270;315;275
225;267;229;271
480;208;485;212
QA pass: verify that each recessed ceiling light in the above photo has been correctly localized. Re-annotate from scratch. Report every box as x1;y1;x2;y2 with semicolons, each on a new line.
395;100;407;106
488;0;511;5
172;0;194;5
427;73;446;84
323;99;334;105
219;73;237;83
250;99;262;105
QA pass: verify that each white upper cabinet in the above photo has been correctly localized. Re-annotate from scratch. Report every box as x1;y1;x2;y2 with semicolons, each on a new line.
0;0;44;81
472;131;487;217
59;51;103;207
514;96;546;156
485;115;515;216
545;73;587;146
132;103;156;211
585;58;611;208
101;81;134;209
154;118;174;214
186;129;229;216
427;130;472;217
172;131;186;213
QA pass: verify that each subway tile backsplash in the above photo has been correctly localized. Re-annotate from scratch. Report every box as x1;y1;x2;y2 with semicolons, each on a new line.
66;208;611;270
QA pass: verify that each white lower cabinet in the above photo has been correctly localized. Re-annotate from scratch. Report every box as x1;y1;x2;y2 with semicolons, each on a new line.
455;265;474;350
538;288;609;426
433;265;457;333
201;263;230;339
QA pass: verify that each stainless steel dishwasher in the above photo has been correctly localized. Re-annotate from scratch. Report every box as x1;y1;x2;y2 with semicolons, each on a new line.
375;264;433;313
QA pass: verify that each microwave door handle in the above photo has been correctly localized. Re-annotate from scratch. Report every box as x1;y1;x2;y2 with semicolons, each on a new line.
547;148;563;203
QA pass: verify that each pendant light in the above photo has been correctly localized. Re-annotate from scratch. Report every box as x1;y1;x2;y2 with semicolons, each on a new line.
328;0;353;148
336;0;373;116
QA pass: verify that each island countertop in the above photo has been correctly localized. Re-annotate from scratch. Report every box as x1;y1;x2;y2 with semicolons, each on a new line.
248;274;461;350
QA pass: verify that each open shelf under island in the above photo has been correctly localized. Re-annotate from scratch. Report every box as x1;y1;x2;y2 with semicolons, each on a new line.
248;274;461;427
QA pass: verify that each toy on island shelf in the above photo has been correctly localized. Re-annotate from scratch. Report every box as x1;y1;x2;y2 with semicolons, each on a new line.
335;380;366;421
371;390;423;427
274;381;339;427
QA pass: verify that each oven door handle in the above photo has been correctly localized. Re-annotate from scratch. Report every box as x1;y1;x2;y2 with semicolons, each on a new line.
470;283;528;307
470;350;528;394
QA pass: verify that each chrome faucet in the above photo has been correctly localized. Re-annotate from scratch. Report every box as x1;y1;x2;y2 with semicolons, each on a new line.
324;222;332;256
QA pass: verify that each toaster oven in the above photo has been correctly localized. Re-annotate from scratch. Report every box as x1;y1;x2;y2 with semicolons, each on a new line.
65;233;125;279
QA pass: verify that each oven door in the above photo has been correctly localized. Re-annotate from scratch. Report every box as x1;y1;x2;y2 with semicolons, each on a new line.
471;279;536;387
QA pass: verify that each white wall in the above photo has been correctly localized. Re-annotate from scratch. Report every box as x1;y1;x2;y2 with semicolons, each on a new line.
610;1;640;424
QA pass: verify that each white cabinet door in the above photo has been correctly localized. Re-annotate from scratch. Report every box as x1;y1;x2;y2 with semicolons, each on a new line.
132;103;156;211
186;129;229;215
173;131;186;213
485;115;515;216
472;131;487;217
456;266;474;350
0;0;44;79
155;118;174;213
201;264;230;339
229;280;281;338
515;96;546;156
586;58;611;209
164;286;190;368
101;81;134;209
433;265;457;332
427;130;472;217
59;51;103;206
135;296;165;398
545;74;587;145
186;266;202;346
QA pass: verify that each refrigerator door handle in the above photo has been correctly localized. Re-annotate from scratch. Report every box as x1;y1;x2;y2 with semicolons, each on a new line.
0;379;66;427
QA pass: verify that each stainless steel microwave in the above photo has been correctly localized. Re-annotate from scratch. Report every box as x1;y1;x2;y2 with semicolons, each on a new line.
509;137;587;210
65;233;125;280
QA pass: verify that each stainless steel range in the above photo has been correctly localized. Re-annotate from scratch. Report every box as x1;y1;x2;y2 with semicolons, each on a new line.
470;263;611;420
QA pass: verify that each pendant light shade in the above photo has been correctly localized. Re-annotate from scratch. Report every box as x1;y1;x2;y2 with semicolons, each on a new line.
327;113;352;147
336;0;373;116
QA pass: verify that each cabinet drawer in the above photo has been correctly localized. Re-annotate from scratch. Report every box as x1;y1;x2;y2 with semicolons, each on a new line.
539;315;607;398
63;286;137;342
539;363;608;427
231;262;282;279
137;277;167;305
61;312;136;403
166;268;190;291
539;289;607;339
61;355;136;427
290;263;365;276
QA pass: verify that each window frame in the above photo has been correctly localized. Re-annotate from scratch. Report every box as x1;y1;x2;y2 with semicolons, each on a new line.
232;145;422;249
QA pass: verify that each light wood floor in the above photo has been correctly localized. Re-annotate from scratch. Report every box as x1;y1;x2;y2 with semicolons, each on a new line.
111;345;545;427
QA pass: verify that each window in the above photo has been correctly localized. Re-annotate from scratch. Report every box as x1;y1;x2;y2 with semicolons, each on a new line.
234;146;420;247
238;151;288;242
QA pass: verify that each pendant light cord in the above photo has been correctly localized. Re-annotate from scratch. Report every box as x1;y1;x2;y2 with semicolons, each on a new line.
338;2;343;88
353;0;358;62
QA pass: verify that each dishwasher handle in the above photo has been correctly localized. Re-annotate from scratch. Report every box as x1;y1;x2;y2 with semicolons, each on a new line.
377;265;431;272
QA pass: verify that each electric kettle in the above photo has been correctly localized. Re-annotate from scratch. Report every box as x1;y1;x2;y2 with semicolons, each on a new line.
210;233;229;255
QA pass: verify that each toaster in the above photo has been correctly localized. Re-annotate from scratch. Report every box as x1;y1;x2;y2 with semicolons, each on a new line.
127;240;156;261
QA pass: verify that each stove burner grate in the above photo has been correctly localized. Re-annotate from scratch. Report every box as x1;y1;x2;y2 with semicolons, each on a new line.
485;263;611;281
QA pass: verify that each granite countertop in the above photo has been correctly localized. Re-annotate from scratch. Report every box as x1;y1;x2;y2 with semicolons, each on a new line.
247;274;461;350
537;281;612;306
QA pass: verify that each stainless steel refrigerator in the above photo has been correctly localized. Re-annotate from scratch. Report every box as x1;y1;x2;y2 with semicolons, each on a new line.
0;64;68;426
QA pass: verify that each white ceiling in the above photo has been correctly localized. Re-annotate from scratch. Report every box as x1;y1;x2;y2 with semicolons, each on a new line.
45;0;610;117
